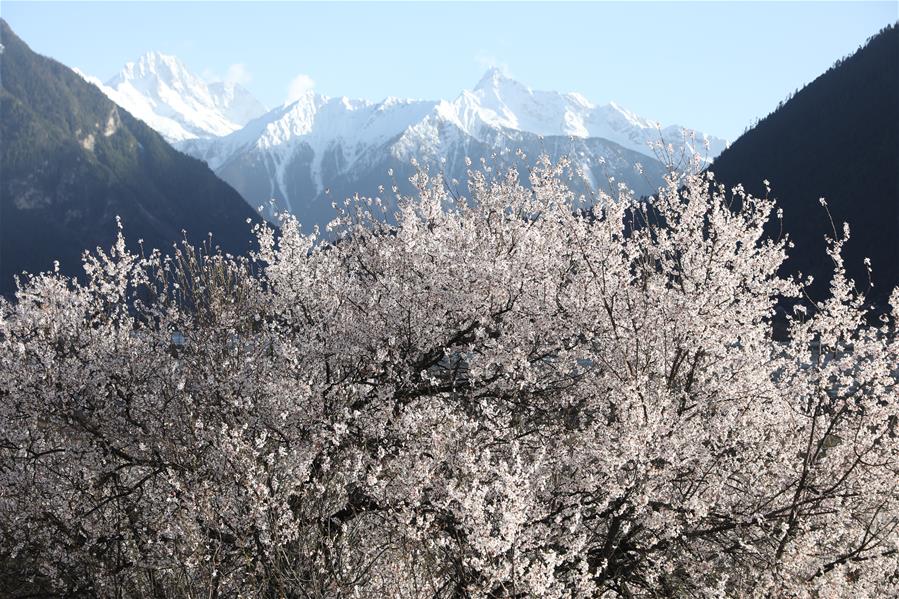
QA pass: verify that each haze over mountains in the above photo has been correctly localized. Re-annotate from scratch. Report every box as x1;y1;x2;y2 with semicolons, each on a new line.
81;53;727;226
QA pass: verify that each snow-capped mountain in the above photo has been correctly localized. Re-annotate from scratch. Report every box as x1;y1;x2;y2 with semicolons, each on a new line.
78;52;266;141
176;68;726;227
83;53;726;227
429;68;726;159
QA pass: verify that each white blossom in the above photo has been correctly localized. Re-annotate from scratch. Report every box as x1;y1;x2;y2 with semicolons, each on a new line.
0;156;896;597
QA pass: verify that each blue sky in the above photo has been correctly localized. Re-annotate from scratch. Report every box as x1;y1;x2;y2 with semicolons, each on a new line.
3;1;896;139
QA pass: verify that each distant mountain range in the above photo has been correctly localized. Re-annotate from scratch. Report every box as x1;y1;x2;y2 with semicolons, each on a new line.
711;23;898;304
3;18;896;308
81;54;727;228
0;19;261;295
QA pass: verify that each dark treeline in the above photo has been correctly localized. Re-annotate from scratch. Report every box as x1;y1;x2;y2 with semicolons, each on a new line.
710;24;899;306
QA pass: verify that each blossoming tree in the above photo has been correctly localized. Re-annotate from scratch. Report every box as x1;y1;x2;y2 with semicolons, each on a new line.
1;158;896;597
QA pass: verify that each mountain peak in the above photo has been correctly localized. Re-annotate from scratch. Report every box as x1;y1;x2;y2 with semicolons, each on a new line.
93;52;267;141
474;67;514;91
137;50;179;65
115;51;189;84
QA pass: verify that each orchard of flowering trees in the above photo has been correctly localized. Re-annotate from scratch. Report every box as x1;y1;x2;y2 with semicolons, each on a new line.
0;157;897;598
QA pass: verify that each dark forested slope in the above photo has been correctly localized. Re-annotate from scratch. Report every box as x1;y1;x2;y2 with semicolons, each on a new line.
0;19;261;295
710;24;898;304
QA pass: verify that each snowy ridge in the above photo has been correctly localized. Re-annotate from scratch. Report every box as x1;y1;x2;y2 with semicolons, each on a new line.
78;52;266;142
184;66;726;177
432;68;726;159
174;67;728;224
85;53;728;225
179;92;438;197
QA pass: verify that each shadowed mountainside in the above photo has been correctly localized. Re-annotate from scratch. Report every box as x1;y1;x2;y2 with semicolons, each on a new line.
710;24;898;305
0;19;262;296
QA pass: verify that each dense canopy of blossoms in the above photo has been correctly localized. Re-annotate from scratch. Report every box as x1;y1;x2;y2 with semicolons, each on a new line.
1;158;897;597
